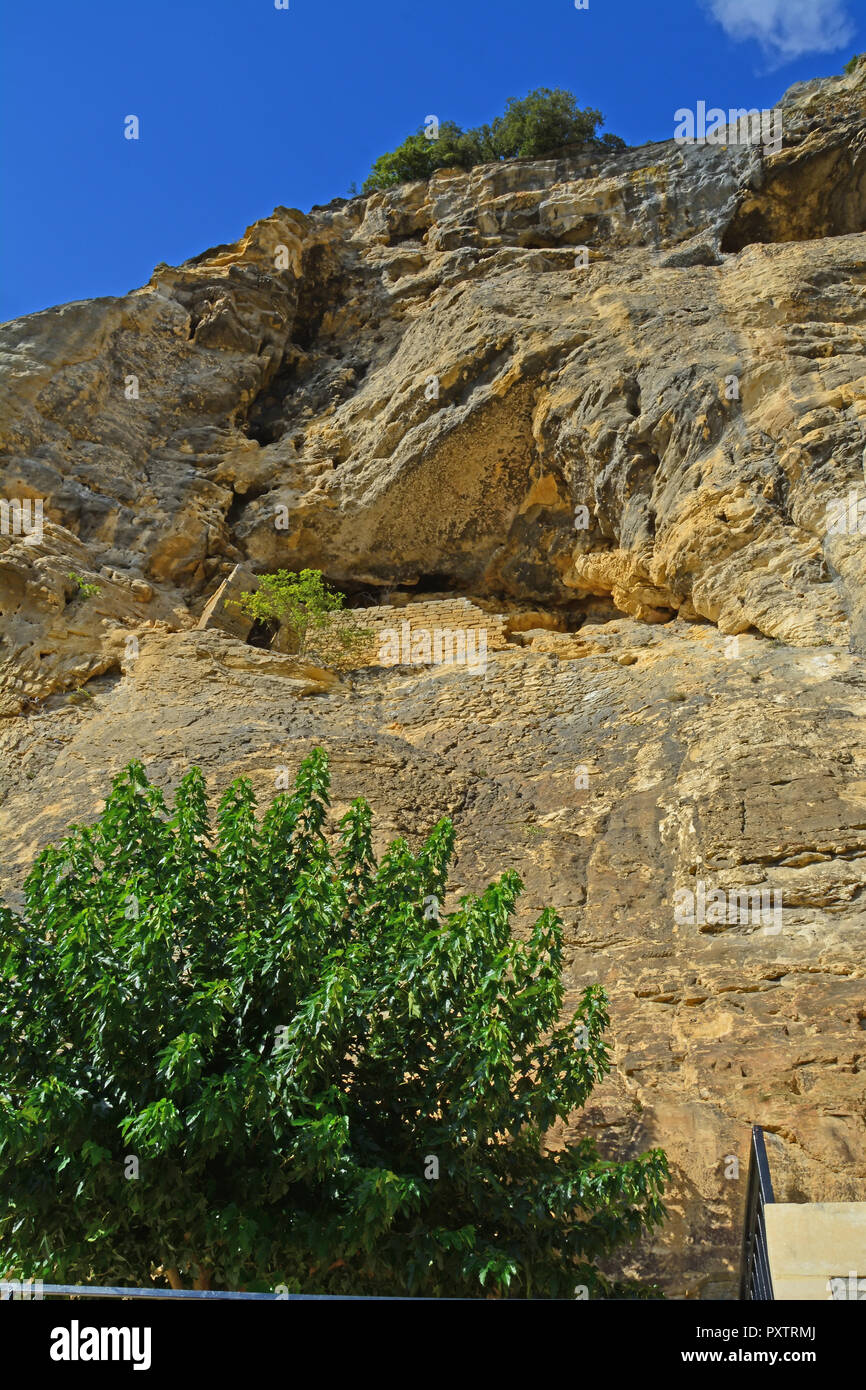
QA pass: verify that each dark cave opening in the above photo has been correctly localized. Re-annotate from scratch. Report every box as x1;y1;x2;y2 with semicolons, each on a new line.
247;617;279;649
411;572;459;594
226;484;272;530
244;357;301;446
293;244;344;350
720;148;866;252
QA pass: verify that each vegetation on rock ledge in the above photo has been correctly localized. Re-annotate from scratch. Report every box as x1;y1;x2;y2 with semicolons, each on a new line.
362;87;625;193
230;568;373;671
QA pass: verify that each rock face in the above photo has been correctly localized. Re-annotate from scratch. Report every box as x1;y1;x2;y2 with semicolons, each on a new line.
1;63;865;1297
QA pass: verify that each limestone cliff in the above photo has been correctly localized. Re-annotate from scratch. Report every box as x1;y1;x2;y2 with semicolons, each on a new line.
1;62;865;1297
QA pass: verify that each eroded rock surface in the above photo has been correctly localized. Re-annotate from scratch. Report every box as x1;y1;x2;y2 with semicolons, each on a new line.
1;61;865;1297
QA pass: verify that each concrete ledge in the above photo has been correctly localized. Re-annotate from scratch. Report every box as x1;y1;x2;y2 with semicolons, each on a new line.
766;1203;866;1300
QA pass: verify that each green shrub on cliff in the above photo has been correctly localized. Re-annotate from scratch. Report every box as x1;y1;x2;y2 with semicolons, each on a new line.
487;88;603;159
230;568;373;670
0;749;668;1297
844;53;865;74
363;121;480;192
362;88;619;193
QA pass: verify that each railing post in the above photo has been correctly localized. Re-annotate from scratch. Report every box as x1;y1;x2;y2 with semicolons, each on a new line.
739;1124;776;1301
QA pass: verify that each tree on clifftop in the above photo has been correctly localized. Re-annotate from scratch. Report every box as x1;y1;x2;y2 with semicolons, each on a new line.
362;88;623;193
0;750;667;1297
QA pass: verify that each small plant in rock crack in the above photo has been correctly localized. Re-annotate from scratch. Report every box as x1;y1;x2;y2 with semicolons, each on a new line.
230;569;374;671
68;572;101;599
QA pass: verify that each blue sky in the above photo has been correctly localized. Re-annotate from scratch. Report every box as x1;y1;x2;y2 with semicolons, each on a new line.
1;0;862;322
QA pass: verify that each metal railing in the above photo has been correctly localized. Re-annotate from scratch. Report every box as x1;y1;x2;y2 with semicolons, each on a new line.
739;1124;776;1300
2;1284;275;1300
1;1282;415;1300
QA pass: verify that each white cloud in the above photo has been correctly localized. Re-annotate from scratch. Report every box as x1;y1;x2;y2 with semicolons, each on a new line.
705;0;856;64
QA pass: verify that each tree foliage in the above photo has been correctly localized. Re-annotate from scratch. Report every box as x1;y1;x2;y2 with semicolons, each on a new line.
362;89;623;193
0;750;667;1297
230;568;373;670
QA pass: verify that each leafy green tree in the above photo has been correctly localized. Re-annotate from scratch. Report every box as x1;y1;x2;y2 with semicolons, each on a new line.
362;90;616;193
362;133;438;193
488;88;603;159
0;750;668;1297
844;53;865;74
229;568;372;670
361;121;479;193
